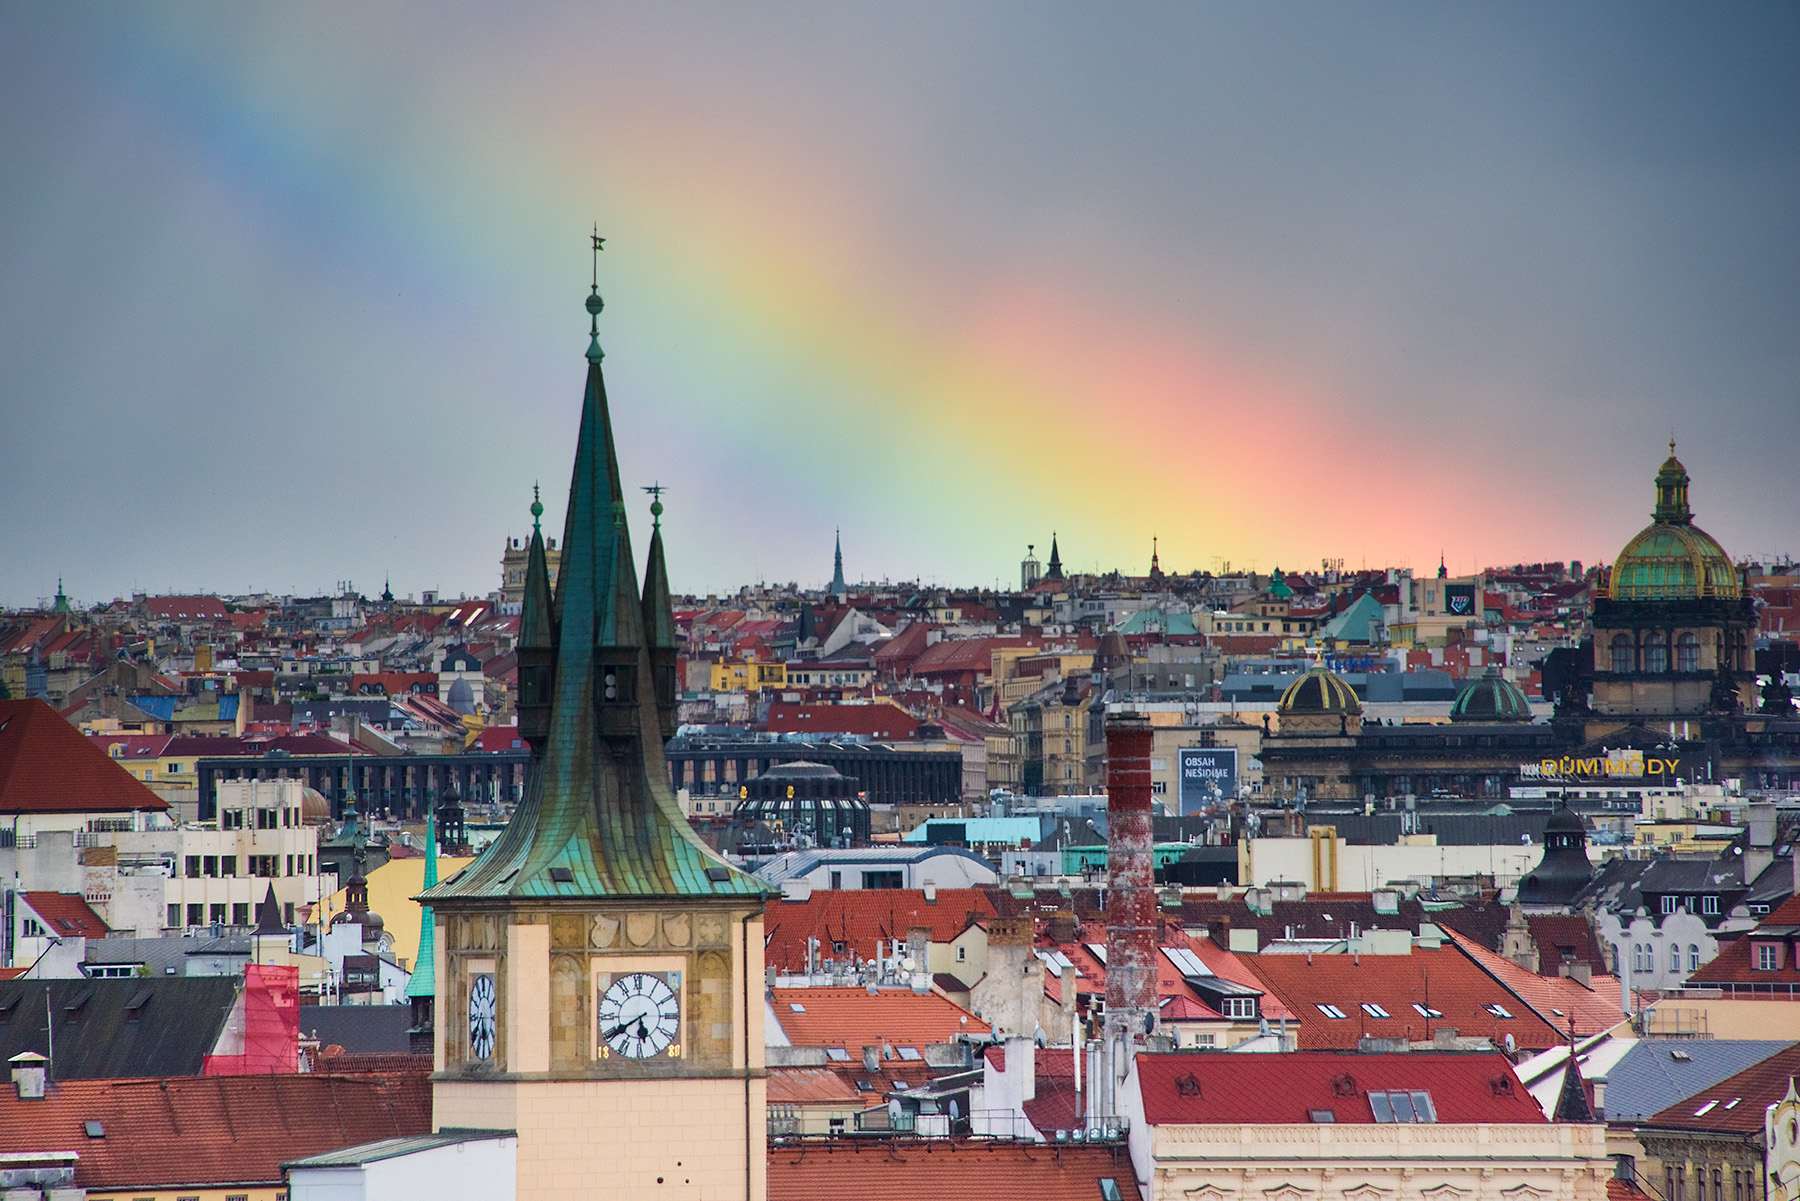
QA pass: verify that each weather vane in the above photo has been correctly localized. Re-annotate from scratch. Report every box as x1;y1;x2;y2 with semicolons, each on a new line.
586;226;607;361
643;482;666;529
591;225;606;286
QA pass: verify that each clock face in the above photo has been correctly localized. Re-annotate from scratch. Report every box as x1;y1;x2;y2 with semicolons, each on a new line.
598;971;681;1059
468;973;496;1060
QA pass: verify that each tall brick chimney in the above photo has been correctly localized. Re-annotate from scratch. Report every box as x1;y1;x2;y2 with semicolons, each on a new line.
1104;713;1157;1066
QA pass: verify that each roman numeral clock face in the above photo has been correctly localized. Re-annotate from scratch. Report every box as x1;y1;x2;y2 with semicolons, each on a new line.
598;972;681;1059
468;973;496;1060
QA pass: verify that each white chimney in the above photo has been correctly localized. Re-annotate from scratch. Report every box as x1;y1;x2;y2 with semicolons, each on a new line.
10;1052;48;1100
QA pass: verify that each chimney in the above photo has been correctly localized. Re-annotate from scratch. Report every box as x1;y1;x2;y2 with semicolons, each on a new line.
10;1052;48;1100
1207;916;1230;948
1104;714;1158;1049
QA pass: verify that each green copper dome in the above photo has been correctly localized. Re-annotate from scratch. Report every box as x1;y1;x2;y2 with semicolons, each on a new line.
1449;666;1532;723
1278;666;1361;715
1609;448;1739;601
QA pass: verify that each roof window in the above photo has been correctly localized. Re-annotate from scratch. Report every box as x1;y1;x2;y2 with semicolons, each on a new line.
1694;1100;1718;1116
1484;1003;1514;1018
1724;1098;1742;1109
1100;1180;1124;1201
1411;1003;1443;1019
1309;1109;1336;1123
1361;1003;1390;1018
1369;1090;1437;1123
1316;1004;1348;1019
1162;947;1211;978
825;1047;850;1061
897;1046;923;1061
789;1003;806;1013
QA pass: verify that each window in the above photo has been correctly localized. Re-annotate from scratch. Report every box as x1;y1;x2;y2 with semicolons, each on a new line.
1736;1170;1746;1201
829;871;841;890
221;856;237;877
1634;944;1647;973
284;902;295;924
955;946;966;962
1315;1004;1348;1019
828;1118;845;1135
1225;997;1258;1020
1689;945;1701;973
1611;634;1635;673
1662;895;1678;915
1758;943;1780;971
1671;944;1682;973
1714;1170;1722;1201
209;903;226;925
1411;1003;1443;1019
1678;633;1700;673
1644;632;1668;674
861;870;902;890
167;904;181;928
233;903;250;926
1703;895;1720;915
1100;1180;1124;1201
1361;1003;1391;1018
186;855;201;879
20;918;45;938
203;855;219;878
1369;1090;1437;1123
1483;1003;1514;1018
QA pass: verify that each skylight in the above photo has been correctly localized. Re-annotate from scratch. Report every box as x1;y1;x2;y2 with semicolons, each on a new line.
1369;1090;1438;1123
897;1046;923;1060
789;1003;806;1013
1316;1004;1348;1019
1087;944;1108;964
826;1047;850;1061
1484;1003;1514;1018
1725;1098;1742;1109
1037;949;1081;976
1694;1100;1718;1116
1361;1003;1391;1018
1163;947;1212;978
1412;1003;1444;1019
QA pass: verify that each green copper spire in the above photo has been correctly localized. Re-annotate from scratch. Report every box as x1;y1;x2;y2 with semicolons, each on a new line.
641;487;679;743
405;805;438;1000
422;238;763;903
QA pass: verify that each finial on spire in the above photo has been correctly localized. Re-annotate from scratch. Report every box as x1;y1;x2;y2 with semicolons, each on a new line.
585;227;606;362
531;482;544;531
643;482;666;529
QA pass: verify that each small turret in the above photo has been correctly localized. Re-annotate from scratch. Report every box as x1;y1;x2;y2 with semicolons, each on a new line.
518;486;556;753
641;487;679;743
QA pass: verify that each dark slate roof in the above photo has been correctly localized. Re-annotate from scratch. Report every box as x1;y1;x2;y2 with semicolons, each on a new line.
1573;856;1654;915
1600;1039;1796;1123
1638;856;1745;895
298;1004;414;1054
0;977;238;1078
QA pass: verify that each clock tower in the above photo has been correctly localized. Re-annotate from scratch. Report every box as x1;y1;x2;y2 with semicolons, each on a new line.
422;240;770;1200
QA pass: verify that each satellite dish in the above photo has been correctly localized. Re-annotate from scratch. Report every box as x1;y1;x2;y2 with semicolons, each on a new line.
902;957;916;973
1504;1033;1516;1053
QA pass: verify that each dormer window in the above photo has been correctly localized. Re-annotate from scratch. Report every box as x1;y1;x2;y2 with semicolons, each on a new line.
1756;943;1781;971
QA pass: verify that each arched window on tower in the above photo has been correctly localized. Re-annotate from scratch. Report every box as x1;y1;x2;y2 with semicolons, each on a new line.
1611;634;1635;674
1670;943;1681;973
1645;632;1668;674
1689;944;1701;972
1677;633;1700;673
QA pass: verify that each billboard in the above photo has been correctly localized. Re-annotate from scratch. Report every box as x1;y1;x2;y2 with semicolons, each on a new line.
1443;584;1476;619
1178;746;1238;813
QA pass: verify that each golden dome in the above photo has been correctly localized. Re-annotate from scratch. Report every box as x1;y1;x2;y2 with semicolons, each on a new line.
1609;447;1740;601
1278;667;1362;715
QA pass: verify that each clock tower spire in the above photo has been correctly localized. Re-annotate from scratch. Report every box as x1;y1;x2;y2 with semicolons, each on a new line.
421;238;770;1200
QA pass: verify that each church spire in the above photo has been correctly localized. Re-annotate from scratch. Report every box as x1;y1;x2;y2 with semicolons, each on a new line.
1047;533;1064;581
421;236;761;903
830;529;847;597
641;485;678;742
517;485;556;752
405;803;439;1002
1653;438;1693;525
1149;537;1161;581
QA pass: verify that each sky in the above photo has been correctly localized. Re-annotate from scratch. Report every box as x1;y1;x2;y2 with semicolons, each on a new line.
1;3;1796;609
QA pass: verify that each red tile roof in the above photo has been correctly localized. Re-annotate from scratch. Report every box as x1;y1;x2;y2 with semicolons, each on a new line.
1136;1050;1545;1125
21;892;109;938
1441;928;1627;1036
764;890;997;973
769;987;990;1048
1640;1043;1800;1134
766;1065;864;1106
162;732;360;758
764;701;920;740
143;596;231;621
1688;896;1800;987
768;1139;1140;1201
89;733;174;759
471;725;529;753
0;700;169;815
1243;945;1565;1051
0;1072;429;1192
